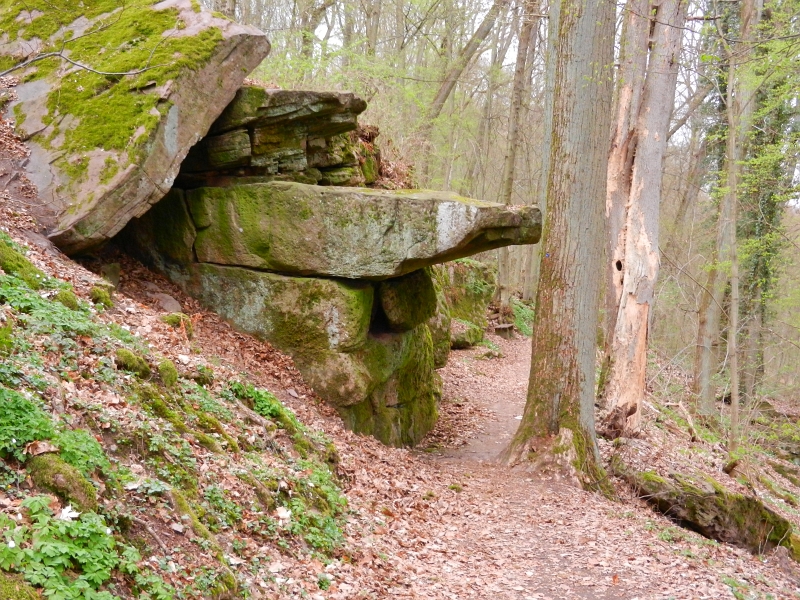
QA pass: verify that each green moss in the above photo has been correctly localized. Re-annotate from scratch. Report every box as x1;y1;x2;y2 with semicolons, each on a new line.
99;155;120;185
0;233;47;289
158;359;179;388
0;323;13;356
171;488;215;543
195;412;239;453
640;470;668;485
89;285;113;308
161;312;193;338
28;453;98;512
0;573;39;600
115;348;151;378
53;289;80;311
2;0;224;189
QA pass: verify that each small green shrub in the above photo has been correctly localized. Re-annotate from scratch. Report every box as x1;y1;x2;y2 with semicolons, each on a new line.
56;429;110;478
511;297;535;337
89;285;113;308
0;494;173;600
114;348;151;379
158;359;179;388
0;386;55;461
230;382;300;434
161;312;193;338
53;289;80;311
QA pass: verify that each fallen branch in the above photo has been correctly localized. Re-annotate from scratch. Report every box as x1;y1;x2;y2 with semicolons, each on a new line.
132;516;170;555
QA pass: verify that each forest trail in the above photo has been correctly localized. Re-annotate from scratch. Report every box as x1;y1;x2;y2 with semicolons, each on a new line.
404;335;784;599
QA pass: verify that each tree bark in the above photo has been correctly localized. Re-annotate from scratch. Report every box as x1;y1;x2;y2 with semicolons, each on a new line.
497;0;539;309
501;0;615;490
694;0;762;419
599;0;687;438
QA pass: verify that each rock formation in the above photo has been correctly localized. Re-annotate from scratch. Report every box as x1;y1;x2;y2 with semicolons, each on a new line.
1;0;270;255
120;85;541;446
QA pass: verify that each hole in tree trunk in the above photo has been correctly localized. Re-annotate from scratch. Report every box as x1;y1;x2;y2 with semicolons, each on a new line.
615;260;623;271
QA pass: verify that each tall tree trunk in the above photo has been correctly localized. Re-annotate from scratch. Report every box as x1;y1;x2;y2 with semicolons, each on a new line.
497;0;539;309
599;0;687;437
694;0;762;419
502;0;615;490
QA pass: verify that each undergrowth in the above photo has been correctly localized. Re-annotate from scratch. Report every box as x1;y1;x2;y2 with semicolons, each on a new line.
0;233;349;597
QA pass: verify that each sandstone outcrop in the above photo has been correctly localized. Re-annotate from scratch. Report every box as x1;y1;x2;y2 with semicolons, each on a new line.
1;0;270;254
185;182;540;279
115;84;539;446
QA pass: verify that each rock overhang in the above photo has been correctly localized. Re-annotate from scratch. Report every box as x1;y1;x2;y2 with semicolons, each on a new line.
0;0;271;255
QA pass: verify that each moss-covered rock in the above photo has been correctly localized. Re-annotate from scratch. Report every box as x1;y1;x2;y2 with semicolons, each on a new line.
28;453;98;512
340;324;442;447
377;269;437;332
115;348;151;379
182;181;541;279
428;267;452;368
0;232;46;289
1;0;270;255
612;457;800;560
437;259;497;329
450;319;484;349
0;573;39;600
185;264;373;357
89;285;113;308
53;289;79;311
158;359;179;388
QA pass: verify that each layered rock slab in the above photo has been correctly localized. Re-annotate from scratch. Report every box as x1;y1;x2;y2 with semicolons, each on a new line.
179;87;370;187
187;182;542;279
1;0;270;254
123;188;443;446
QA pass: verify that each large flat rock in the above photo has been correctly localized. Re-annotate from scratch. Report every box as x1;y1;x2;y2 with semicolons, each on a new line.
187;181;542;279
1;0;270;255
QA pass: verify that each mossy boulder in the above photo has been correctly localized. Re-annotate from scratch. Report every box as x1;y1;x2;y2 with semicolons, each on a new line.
0;573;39;600
89;285;113;309
450;319;484;349
428;267;452;368
158;359;179;388
115;348;151;379
1;0;270;255
377;269;437;332
0;233;46;289
183;264;373;358
53;289;79;311
613;457;800;560
341;324;442;447
436;259;497;329
28;453;98;512
184;181;541;279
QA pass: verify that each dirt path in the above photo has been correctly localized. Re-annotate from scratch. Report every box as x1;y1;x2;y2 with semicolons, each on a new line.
400;333;796;600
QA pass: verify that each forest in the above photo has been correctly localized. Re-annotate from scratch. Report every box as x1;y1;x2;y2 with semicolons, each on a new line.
206;0;800;476
1;0;800;597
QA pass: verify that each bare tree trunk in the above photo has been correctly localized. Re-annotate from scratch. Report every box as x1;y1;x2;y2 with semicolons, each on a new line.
497;0;539;309
599;0;687;438
502;0;615;491
365;0;382;55
694;0;762;420
603;0;650;348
